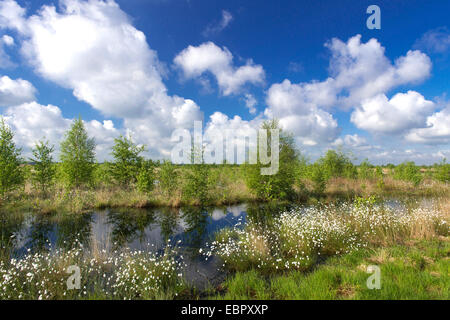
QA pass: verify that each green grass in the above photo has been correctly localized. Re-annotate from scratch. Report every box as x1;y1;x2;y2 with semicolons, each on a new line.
212;239;450;300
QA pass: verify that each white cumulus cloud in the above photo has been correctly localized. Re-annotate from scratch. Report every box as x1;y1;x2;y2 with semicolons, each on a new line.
0;75;36;106
265;35;433;147
174;41;265;96
405;106;450;144
0;0;203;157
264;79;340;146
351;91;435;134
3;101;120;160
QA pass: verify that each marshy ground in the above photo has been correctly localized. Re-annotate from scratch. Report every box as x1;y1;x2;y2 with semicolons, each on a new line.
0;194;448;300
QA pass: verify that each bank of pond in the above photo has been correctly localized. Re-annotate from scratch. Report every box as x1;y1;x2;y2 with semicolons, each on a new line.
0;196;448;300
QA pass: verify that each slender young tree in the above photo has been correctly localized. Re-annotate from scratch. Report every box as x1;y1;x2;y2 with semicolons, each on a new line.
30;140;55;195
243;119;299;200
110;135;144;187
0;118;24;196
60;117;96;187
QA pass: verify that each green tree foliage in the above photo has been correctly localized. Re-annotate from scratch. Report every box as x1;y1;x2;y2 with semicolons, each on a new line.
318;149;357;180
60;117;96;188
183;163;210;204
158;160;178;196
394;161;422;186
243;120;299;200
295;154;309;192
93;162;114;187
0;118;24;196
310;163;327;194
30;140;55;195
358;159;373;180
110;135;144;187
136;160;155;193
375;166;385;190
434;159;449;183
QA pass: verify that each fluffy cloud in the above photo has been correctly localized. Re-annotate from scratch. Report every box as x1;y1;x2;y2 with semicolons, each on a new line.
85;119;120;159
202;10;233;37
266;35;432;114
351;91;435;134
0;75;36;106
0;0;203;157
0;1;443;164
277;110;339;146
405;107;450;144
264;79;340;146
0;34;14;67
3;101;119;159
2;34;12;46
203;111;261;163
174;41;265;95
333;134;368;148
0;0;166;117
124;97;202;158
3;102;69;150
0;0;25;32
327;36;431;108
264;35;432;147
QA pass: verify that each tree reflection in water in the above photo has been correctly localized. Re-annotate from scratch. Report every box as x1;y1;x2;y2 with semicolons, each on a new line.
107;208;156;249
157;207;179;243
55;213;93;250
0;211;24;259
0;203;293;260
179;206;209;255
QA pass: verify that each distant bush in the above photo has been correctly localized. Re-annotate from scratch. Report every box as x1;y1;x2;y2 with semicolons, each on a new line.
110;135;144;187
394;161;422;186
309;163;326;194
434;159;449;183
375;166;384;190
318;149;357;180
183;163;211;204
358;159;373;180
136;161;156;194
158;160;178;196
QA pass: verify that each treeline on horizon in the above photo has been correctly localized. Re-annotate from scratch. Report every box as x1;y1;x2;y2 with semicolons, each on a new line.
0;116;449;208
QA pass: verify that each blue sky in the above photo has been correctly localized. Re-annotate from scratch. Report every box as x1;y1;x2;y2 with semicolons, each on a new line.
0;0;449;164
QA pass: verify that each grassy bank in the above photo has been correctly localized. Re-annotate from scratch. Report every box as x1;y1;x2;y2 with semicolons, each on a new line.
2;165;449;214
205;197;449;299
0;197;448;300
213;239;449;299
205;197;449;273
